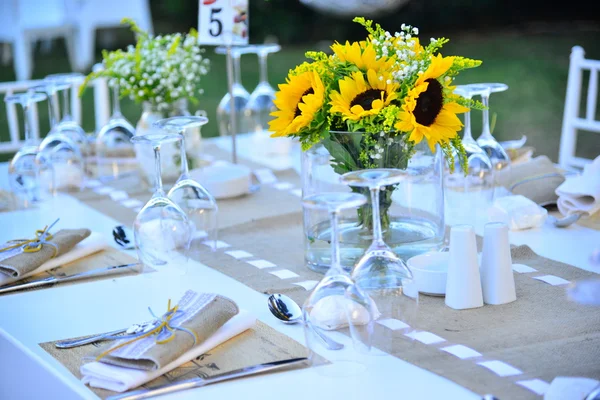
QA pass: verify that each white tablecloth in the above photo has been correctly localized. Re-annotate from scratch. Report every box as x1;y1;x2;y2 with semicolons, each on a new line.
0;136;598;400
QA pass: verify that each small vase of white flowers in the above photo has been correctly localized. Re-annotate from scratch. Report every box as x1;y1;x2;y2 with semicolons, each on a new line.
81;18;211;183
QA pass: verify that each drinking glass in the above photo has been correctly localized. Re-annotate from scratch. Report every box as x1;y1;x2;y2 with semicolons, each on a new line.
131;132;192;272
301;192;377;376
444;84;495;226
31;80;70;136
245;44;281;135
476;83;511;170
37;133;85;194
215;45;253;137
5;91;53;207
153;116;218;254
34;83;85;194
95;83;136;180
43;73;90;159
341;169;419;352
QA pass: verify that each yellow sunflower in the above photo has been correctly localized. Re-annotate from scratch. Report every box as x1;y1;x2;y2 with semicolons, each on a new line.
330;69;399;121
331;41;394;71
395;54;469;151
269;70;324;137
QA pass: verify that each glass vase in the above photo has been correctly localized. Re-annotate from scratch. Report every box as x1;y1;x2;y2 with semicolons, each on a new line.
302;131;445;274
134;100;204;184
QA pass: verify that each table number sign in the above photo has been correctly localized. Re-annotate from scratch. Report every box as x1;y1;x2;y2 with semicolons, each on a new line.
198;0;249;46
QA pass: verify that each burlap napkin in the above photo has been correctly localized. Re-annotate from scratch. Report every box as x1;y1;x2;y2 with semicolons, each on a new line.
0;228;91;278
495;155;566;205
86;292;239;371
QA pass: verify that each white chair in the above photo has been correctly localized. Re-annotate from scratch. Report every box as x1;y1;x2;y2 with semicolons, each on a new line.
66;0;153;72
559;46;600;171
0;67;110;154
0;0;78;81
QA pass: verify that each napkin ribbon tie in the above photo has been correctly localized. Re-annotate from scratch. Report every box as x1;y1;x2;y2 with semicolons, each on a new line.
0;218;60;257
96;299;199;361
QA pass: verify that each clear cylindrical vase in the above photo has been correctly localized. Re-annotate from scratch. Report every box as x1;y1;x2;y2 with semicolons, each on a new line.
301;131;445;274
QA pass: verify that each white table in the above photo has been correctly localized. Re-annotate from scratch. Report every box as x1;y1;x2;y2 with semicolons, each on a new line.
0;144;598;400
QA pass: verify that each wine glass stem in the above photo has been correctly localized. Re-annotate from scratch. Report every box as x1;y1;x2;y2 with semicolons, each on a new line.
111;85;122;118
179;133;189;176
329;210;342;273
459;93;474;141
258;52;268;84
46;90;57;129
369;186;385;245
20;101;34;146
62;88;71;122
463;110;473;141
233;54;242;86
153;144;165;196
480;92;492;139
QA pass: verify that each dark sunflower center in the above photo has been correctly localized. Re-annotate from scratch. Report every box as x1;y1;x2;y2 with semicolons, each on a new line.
294;88;314;117
350;89;384;111
414;78;444;126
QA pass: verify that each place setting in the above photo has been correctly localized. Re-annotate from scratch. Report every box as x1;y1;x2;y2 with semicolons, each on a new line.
1;3;600;400
0;217;144;296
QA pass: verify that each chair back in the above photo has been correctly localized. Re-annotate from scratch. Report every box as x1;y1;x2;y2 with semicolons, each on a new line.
559;46;600;170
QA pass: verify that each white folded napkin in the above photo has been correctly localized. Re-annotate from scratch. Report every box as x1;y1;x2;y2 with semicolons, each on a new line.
544;376;600;400
0;232;108;286
80;310;256;392
556;155;600;217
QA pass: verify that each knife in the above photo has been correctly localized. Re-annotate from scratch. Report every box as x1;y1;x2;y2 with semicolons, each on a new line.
106;357;308;400
0;262;140;294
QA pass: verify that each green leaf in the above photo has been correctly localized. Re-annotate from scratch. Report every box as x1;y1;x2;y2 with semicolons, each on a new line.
167;36;181;57
322;136;358;175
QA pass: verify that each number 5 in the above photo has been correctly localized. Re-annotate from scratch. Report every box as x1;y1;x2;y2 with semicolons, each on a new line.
209;8;223;37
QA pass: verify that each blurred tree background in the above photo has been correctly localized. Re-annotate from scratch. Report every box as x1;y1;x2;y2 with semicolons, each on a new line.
0;0;599;162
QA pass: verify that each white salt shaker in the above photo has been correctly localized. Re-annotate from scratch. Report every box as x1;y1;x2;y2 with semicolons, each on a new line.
480;222;517;305
445;225;484;310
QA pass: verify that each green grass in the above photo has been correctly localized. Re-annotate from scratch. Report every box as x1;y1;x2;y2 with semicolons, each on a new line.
1;28;599;163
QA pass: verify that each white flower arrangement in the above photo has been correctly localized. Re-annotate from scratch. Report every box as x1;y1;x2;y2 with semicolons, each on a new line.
80;18;210;111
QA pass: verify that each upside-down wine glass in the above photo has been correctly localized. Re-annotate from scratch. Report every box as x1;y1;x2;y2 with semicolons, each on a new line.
34;83;85;194
341;169;419;352
43;73;88;148
44;73;90;177
95;83;136;180
215;45;252;137
153;116;219;254
5;91;53;207
301;192;377;376
476;83;511;198
37;133;85;194
130;132;192;273
245;43;281;134
444;84;495;227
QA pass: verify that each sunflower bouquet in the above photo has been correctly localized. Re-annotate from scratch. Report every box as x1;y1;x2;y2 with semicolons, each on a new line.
269;17;483;230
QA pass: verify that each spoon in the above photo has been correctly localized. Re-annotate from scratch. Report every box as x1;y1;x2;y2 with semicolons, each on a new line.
500;135;527;150
268;293;344;350
549;212;582;228
113;225;134;250
112;225;166;265
55;320;156;349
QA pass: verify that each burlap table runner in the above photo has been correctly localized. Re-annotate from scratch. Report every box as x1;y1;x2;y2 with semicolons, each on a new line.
189;212;600;399
0;228;91;278
40;320;310;400
63;145;600;398
69;157;302;231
